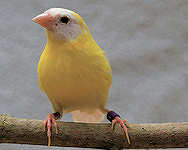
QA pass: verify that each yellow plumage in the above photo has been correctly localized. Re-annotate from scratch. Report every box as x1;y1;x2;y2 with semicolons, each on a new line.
33;9;131;146
37;10;112;122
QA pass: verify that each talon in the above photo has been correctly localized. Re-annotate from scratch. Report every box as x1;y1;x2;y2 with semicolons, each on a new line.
111;119;117;130
48;135;51;147
125;128;130;144
115;117;130;144
43;120;47;132
43;113;59;146
106;110;131;144
123;120;131;128
52;117;58;134
55;127;58;134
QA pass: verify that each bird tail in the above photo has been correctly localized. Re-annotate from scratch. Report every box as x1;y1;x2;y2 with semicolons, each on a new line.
72;108;104;123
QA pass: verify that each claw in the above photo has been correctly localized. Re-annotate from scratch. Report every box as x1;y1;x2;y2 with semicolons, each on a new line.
48;135;51;147
105;109;131;144
52;117;58;134
43;120;47;132
111;119;117;130
113;117;130;144
123;120;131;128
43;114;58;147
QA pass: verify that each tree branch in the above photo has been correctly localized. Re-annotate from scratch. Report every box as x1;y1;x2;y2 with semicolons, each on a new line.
0;114;188;149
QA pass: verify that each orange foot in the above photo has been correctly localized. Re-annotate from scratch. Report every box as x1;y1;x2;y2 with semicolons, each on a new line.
106;110;131;144
43;112;60;146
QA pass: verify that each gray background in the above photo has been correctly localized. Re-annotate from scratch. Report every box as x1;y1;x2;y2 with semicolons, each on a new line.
0;0;188;149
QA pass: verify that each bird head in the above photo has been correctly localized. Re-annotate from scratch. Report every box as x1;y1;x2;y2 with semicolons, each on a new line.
32;8;89;41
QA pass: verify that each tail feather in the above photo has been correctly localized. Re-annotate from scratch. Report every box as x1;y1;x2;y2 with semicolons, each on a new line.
72;109;104;123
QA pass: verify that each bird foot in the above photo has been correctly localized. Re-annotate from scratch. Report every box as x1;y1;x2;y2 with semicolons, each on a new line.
112;117;130;144
107;110;131;144
43;113;58;147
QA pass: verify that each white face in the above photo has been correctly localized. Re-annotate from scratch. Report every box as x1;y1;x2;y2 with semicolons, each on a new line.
45;8;84;40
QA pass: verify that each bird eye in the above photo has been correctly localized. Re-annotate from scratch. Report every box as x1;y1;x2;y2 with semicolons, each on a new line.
60;16;70;24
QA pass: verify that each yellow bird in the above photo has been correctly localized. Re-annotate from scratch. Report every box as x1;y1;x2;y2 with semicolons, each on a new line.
32;8;130;146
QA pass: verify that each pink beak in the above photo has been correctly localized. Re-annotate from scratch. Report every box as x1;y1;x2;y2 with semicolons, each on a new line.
32;13;54;30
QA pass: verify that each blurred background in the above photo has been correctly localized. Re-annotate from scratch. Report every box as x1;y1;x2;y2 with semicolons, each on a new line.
1;0;188;149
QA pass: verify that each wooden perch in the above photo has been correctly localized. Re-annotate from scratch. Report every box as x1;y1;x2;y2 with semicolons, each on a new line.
0;114;188;149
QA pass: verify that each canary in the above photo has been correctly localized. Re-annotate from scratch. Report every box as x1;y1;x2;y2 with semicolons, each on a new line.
32;8;130;146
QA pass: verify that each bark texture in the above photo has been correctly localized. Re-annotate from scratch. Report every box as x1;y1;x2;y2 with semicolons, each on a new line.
0;114;188;149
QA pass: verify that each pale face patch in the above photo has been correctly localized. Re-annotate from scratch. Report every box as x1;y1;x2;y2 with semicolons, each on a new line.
45;8;84;41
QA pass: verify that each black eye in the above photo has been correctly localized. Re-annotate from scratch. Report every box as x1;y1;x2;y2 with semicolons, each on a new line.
60;16;70;24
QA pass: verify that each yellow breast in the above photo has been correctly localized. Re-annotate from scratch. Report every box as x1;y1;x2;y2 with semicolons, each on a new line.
38;31;112;113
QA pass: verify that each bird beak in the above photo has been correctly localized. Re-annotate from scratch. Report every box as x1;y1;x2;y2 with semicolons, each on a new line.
32;13;54;30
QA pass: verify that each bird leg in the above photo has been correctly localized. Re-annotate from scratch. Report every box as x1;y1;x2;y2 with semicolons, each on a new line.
43;112;60;147
105;109;131;144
